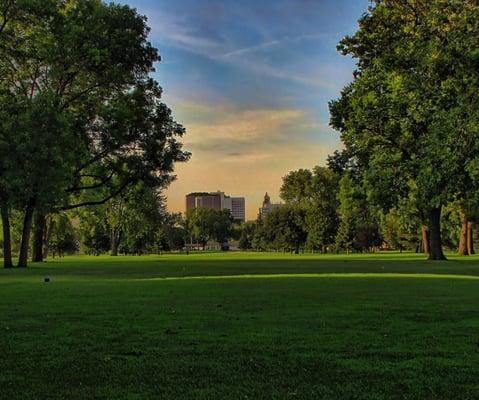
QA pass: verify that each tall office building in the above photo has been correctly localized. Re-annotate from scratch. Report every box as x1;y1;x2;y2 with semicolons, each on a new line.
231;197;246;222
186;192;222;211
186;191;246;222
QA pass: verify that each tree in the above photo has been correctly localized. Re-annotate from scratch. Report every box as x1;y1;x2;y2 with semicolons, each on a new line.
238;221;257;250
186;208;234;250
280;169;313;203
186;207;213;250
0;1;190;267
305;206;334;252
455;197;479;256
0;1;58;268
335;174;357;253
76;205;110;256
261;205;307;253
73;183;168;256
251;221;267;251
47;214;78;258
210;209;234;248
115;186;165;255
280;166;339;252
106;184;163;256
330;1;479;260
380;205;423;252
157;213;188;252
308;167;340;251
335;173;382;253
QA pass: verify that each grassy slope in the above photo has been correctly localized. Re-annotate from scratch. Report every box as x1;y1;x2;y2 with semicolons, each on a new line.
1;252;479;399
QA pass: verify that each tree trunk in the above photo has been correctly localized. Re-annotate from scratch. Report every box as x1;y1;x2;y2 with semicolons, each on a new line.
32;212;46;262
18;202;35;268
111;232;118;256
43;217;54;259
467;222;475;255
111;229;122;256
428;207;446;261
421;225;430;254
458;207;468;256
1;203;13;269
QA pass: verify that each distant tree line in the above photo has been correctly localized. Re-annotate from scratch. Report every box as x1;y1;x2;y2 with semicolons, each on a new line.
237;166;477;255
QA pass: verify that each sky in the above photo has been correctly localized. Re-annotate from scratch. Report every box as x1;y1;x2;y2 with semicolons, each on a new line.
120;0;370;220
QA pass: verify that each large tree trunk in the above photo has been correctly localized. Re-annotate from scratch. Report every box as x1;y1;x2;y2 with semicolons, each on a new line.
43;217;54;259
467;222;475;255
1;203;13;269
421;225;430;254
458;207;468;256
428;207;446;261
18;202;35;268
32;212;46;263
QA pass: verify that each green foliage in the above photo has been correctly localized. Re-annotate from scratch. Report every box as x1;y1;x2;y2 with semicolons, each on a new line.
0;0;190;266
156;213;188;252
76;205;110;255
330;1;479;258
186;207;234;248
48;213;78;256
280;166;339;252
112;185;165;255
441;203;462;251
335;173;382;253
261;205;307;253
0;209;24;255
335;174;358;252
75;183;173;255
280;169;313;203
238;222;257;250
379;195;424;252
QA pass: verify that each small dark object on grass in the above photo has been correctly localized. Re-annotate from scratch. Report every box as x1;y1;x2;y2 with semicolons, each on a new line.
44;278;50;283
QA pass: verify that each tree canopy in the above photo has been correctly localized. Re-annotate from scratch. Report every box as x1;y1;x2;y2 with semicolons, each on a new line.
330;0;479;260
0;0;189;267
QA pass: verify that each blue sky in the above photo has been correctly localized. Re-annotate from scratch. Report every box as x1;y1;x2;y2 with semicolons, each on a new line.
120;0;369;219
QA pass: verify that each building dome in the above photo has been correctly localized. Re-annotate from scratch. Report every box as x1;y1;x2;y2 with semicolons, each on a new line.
263;192;271;206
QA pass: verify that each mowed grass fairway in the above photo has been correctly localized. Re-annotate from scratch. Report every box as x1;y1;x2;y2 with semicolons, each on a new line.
1;252;479;399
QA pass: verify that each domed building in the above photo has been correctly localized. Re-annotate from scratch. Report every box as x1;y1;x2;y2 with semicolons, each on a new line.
258;192;282;220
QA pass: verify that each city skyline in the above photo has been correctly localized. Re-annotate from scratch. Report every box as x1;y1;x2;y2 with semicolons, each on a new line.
185;190;284;222
119;0;369;219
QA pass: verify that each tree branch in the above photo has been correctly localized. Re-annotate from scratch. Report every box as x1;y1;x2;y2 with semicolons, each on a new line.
65;172;114;193
59;179;133;211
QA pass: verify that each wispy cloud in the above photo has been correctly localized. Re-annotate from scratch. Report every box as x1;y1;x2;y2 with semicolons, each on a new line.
145;10;226;57
220;32;337;59
220;39;282;58
144;9;343;91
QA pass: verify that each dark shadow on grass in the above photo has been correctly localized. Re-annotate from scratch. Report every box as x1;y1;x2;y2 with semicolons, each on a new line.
1;253;477;282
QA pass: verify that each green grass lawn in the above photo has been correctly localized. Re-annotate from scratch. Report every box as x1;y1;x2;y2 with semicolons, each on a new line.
1;252;479;399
